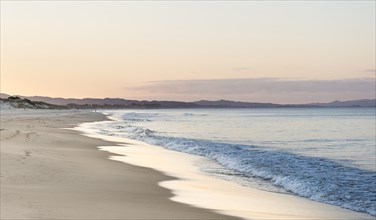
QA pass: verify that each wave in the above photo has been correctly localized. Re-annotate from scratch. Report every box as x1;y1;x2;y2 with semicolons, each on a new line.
93;113;376;216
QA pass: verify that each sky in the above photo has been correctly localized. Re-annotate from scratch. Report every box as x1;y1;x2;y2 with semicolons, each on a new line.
1;1;375;104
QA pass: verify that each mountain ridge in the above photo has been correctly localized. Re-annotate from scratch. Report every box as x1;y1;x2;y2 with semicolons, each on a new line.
0;93;374;108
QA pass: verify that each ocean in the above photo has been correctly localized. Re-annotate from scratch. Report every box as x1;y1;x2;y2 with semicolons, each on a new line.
87;108;376;216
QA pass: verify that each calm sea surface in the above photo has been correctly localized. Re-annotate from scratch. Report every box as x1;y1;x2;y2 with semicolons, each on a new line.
90;108;376;216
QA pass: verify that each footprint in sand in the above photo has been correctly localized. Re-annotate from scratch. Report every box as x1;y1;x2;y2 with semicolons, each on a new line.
26;132;38;142
1;130;20;140
25;150;31;157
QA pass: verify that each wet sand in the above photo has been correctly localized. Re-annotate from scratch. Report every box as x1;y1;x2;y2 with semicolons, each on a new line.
77;116;375;220
0;109;235;219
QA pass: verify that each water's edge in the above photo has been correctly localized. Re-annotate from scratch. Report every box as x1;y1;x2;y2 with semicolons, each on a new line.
73;114;374;220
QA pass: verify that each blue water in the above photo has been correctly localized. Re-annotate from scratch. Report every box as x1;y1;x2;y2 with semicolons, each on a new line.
91;108;375;216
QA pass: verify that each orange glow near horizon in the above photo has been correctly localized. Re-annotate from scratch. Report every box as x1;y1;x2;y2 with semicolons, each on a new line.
1;1;375;103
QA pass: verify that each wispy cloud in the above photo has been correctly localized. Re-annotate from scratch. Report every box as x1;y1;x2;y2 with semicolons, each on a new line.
125;78;375;104
364;69;376;73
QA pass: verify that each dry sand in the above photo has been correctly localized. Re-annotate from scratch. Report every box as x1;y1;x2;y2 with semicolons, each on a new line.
0;110;236;219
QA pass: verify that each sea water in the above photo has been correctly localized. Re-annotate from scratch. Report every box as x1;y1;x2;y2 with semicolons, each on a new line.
87;108;376;216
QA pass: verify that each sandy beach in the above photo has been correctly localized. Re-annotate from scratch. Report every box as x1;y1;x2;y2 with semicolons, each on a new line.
0;109;235;219
2;1;374;219
1;109;374;220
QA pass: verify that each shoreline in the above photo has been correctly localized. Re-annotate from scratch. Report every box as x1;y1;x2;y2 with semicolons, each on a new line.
0;109;236;219
76;112;375;220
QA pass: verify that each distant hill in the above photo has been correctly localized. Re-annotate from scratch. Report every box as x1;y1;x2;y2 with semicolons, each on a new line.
193;100;282;108
0;93;10;99
192;100;318;108
0;93;199;108
0;93;374;108
0;96;66;109
310;99;375;107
